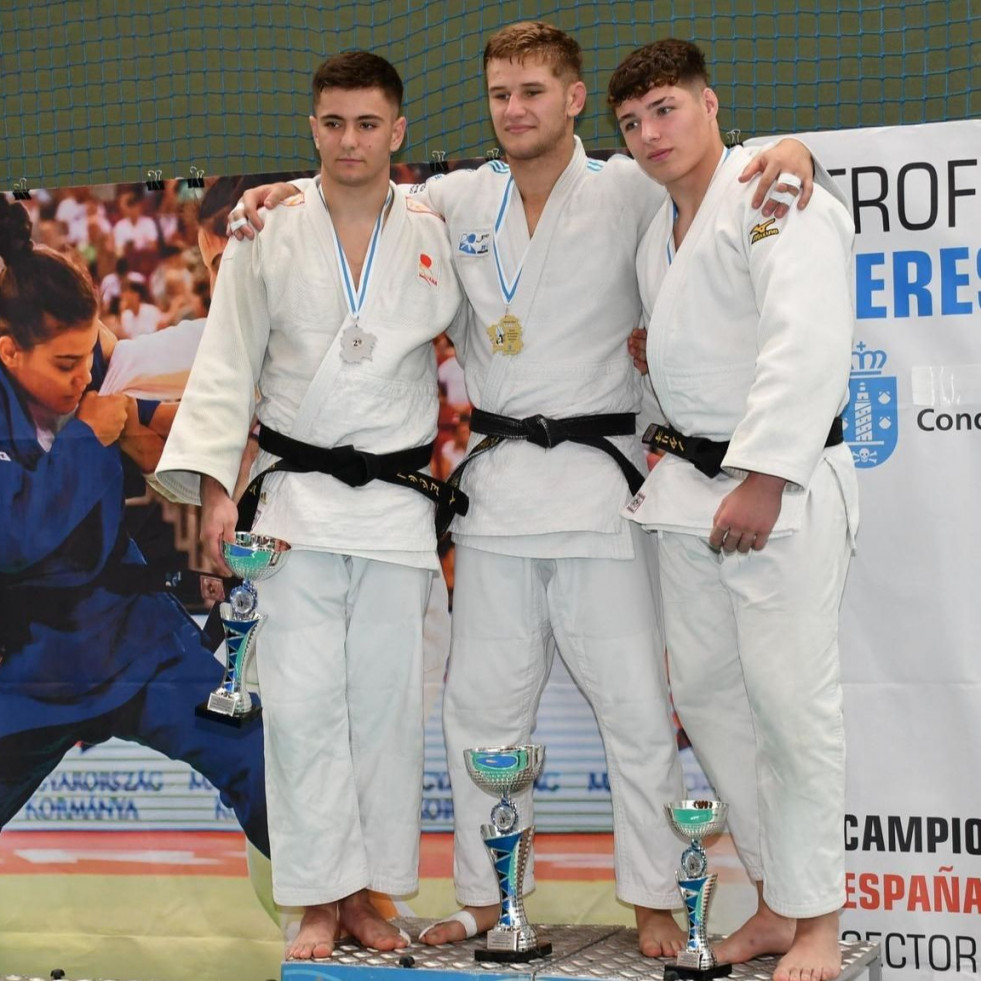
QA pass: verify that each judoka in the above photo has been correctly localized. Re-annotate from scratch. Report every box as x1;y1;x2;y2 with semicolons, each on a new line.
609;38;857;981
155;52;465;961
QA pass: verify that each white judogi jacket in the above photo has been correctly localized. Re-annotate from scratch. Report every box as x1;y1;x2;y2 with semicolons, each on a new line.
625;145;859;539
418;138;667;550
155;180;464;558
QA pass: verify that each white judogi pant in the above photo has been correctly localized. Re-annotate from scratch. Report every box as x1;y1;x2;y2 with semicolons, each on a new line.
255;549;431;906
443;524;685;909
657;460;850;918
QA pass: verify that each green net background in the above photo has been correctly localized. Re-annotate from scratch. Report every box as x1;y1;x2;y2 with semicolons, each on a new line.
2;0;977;188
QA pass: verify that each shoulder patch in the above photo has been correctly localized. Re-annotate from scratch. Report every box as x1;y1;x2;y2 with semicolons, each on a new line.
406;197;444;220
749;217;780;245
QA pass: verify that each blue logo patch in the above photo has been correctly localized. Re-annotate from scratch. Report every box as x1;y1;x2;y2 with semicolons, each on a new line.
844;342;897;468
458;231;491;256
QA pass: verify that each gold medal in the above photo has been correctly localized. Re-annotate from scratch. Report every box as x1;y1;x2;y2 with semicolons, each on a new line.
487;313;524;356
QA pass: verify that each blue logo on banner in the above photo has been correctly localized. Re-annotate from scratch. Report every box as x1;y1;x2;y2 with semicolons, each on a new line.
844;342;897;468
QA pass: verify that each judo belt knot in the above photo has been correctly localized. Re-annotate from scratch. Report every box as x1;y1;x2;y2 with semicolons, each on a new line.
521;414;562;449
329;444;381;486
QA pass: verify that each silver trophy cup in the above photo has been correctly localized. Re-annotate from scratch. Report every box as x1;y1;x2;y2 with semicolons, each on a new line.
664;800;732;980
463;745;552;962
195;532;290;727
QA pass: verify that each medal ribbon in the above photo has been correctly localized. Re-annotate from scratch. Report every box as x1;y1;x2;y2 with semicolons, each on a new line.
319;179;393;320
492;176;534;307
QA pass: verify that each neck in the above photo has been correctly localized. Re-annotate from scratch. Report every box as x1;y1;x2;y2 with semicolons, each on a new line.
319;172;391;222
667;136;727;223
507;131;576;210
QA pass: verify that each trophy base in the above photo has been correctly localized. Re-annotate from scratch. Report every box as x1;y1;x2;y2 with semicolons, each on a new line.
664;962;732;981
194;701;262;728
474;941;552;963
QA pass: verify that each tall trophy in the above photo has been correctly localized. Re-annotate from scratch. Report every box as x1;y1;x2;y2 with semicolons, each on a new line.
464;745;552;962
664;799;732;980
195;532;290;727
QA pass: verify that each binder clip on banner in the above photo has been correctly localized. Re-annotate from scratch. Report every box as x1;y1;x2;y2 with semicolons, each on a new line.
12;178;31;201
430;149;448;174
146;168;164;191
187;165;205;189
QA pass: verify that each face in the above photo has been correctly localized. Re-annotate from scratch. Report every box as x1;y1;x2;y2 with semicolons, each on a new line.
197;225;226;291
0;317;99;416
308;86;406;190
485;56;586;161
614;82;719;187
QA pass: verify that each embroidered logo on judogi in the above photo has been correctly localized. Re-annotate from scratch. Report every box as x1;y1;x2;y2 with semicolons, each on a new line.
459;231;491;256
340;324;377;363
418;253;439;286
749;218;780;245
284;193;305;207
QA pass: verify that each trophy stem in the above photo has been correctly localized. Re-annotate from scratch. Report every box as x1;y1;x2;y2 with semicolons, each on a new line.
194;605;264;728
474;825;552;963
666;873;732;980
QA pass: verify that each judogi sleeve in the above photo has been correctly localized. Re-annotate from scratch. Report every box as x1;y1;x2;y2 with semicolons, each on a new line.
723;190;854;488
154;235;270;503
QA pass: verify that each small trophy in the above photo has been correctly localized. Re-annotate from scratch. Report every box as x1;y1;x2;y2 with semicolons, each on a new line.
664;799;732;980
464;745;552;962
195;532;290;727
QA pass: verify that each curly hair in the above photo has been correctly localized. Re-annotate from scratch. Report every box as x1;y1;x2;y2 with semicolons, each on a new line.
607;39;709;110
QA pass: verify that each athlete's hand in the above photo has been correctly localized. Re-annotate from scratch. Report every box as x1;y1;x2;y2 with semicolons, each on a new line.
710;471;787;554
739;138;814;218
76;392;130;446
200;474;237;575
628;327;649;374
228;183;302;240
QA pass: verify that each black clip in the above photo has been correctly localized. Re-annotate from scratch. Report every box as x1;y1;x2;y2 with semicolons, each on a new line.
485;147;501;161
145;168;164;191
724;128;742;148
12;178;31;201
430;149;448;174
187;165;205;188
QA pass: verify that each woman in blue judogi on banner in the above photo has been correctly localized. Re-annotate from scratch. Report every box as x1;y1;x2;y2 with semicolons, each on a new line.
0;194;268;854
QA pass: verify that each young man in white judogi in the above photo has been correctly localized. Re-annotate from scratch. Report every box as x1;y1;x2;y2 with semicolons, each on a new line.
610;39;857;981
232;21;822;959
155;53;464;962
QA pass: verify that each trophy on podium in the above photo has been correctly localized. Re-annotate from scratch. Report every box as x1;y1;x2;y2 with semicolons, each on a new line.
664;799;732;980
464;745;552;962
195;532;290;727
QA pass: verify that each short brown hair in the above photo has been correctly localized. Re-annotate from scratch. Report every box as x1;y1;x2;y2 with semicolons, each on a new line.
483;21;582;80
607;38;709;110
312;51;404;111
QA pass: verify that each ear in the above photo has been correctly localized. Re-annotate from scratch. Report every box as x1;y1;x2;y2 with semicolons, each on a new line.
703;87;719;121
568;79;587;119
308;115;319;149
0;334;21;370
390;115;407;153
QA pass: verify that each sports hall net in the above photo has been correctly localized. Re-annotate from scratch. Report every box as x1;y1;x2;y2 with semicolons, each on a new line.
1;0;976;188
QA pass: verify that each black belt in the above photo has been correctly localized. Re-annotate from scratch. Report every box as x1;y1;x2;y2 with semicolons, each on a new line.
237;425;469;533
642;416;845;479
435;408;645;536
0;566;234;654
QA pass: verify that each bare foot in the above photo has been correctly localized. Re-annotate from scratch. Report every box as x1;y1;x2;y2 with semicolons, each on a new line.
337;889;409;951
417;904;500;946
286;902;340;961
635;905;686;958
713;888;795;965
773;912;842;981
